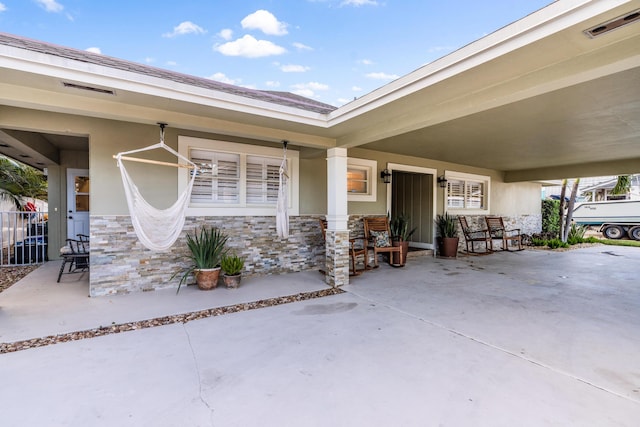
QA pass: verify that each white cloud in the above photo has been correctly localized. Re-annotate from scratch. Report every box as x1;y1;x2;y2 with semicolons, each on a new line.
266;81;281;88
352;86;363;92
358;59;373;65
219;29;233;40
209;72;241;85
35;0;63;13
281;64;310;73
85;47;101;54
338;97;353;104
341;0;378;6
241;10;288;36
291;82;329;97
292;82;329;91
166;60;178;66
293;42;313;51
215;35;286;58
0;3;6;12
144;57;155;64
365;72;399;80
163;21;206;38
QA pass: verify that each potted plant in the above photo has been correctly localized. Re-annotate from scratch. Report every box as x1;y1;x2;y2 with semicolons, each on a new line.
221;253;245;289
390;213;417;265
435;213;459;258
173;226;228;292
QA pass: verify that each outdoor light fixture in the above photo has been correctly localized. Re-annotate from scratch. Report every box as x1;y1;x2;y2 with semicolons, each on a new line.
437;175;448;188
380;168;392;184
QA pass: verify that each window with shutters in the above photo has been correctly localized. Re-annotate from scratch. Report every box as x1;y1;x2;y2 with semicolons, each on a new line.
445;172;490;212
178;136;299;216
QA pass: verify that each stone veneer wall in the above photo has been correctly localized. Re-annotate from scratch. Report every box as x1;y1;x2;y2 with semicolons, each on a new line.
90;215;326;296
456;214;542;250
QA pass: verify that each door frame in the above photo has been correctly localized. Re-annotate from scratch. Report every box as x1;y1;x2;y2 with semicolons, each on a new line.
385;163;437;249
66;168;90;240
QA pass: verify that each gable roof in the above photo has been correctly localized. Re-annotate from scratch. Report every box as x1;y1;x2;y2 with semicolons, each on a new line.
0;32;337;115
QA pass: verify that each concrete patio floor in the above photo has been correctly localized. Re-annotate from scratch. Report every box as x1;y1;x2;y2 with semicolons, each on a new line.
1;246;639;426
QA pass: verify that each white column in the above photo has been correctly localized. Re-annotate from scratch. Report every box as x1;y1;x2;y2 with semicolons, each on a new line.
326;147;349;231
325;148;349;286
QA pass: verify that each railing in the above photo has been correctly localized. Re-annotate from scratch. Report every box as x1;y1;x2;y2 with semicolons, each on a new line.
0;211;48;266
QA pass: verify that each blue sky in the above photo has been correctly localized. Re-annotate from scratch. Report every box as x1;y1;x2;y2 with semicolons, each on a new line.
0;0;553;106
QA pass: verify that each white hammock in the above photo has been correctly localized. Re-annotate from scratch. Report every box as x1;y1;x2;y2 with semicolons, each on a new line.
276;142;289;239
115;140;198;252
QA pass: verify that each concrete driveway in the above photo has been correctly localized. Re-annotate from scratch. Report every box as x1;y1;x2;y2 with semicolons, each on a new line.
1;246;639;426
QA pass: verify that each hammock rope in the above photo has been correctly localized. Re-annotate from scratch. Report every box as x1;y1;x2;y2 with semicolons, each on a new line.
276;140;289;239
115;125;198;251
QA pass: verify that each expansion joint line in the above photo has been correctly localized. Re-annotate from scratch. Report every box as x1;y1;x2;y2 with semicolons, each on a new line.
346;290;640;405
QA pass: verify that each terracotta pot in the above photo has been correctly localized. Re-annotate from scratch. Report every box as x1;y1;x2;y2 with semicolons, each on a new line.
392;240;409;265
437;237;459;258
222;274;242;289
194;268;221;290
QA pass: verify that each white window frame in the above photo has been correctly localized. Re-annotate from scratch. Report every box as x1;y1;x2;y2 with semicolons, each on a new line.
347;157;377;202
444;171;490;214
178;136;299;216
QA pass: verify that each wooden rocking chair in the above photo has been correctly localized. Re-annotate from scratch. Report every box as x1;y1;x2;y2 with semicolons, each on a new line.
363;216;404;268
319;219;369;276
458;216;490;253
485;216;523;251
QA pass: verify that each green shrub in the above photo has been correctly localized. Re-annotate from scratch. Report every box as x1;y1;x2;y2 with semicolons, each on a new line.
531;237;548;246
547;238;569;249
583;236;600;244
221;254;244;275
541;199;560;237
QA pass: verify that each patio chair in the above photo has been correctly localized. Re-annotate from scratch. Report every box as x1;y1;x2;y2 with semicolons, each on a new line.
319;219;369;276
458;216;490;254
57;238;90;282
363;216;403;268
485;216;523;251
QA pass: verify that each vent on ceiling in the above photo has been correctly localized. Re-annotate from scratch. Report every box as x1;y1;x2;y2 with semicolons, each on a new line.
62;82;115;95
584;9;640;38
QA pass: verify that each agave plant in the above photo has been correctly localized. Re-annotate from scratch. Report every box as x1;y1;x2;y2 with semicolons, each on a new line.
435;213;458;238
172;226;229;292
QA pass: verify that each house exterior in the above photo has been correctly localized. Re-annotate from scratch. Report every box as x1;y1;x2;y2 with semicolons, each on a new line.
1;0;639;296
580;175;640;201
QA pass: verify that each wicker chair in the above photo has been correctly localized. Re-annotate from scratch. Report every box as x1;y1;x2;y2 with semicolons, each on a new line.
363;216;404;268
458;216;490;253
485;216;523;251
319;219;368;276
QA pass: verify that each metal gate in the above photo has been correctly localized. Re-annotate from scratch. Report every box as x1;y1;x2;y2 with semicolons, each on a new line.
0;211;48;266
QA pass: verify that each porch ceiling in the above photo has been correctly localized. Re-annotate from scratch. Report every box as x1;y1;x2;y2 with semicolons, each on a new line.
0;1;639;180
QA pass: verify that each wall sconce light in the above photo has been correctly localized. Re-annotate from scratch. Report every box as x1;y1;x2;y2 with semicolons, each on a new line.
437;175;448;188
380;168;392;184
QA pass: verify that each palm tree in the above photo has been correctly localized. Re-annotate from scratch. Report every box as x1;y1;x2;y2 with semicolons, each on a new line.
0;156;47;209
611;175;631;196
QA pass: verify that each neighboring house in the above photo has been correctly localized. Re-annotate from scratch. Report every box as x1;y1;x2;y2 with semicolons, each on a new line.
1;1;639;295
580;175;640;201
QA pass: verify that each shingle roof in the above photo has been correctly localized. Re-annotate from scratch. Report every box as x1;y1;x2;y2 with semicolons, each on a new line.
0;32;338;115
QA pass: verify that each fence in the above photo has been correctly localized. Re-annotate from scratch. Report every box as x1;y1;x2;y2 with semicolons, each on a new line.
0;211;48;266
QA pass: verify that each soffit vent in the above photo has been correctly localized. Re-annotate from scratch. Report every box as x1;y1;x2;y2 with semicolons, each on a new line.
584;9;640;38
62;81;115;95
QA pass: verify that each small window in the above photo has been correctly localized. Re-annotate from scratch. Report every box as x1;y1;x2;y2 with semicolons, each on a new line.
445;172;490;212
347;158;377;202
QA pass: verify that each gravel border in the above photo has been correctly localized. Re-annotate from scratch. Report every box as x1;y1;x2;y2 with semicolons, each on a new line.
0;287;344;354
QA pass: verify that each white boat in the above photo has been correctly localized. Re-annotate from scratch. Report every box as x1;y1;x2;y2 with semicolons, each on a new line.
573;200;640;224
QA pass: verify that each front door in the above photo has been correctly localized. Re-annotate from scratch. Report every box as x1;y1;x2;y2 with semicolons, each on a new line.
387;164;437;249
67;169;90;239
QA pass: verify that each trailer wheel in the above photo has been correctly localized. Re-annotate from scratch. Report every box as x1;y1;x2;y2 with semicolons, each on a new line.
602;225;625;239
629;226;640;241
